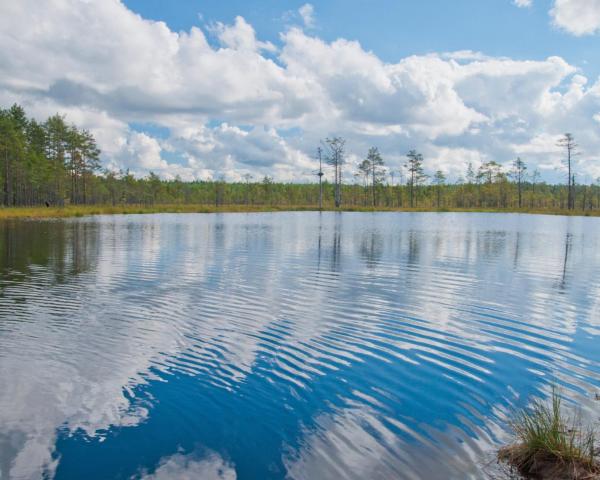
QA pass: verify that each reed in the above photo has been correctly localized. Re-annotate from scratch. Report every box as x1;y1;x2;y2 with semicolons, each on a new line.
498;389;599;479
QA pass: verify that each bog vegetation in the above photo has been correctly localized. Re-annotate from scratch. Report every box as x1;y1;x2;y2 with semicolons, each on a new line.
499;389;599;479
2;104;599;213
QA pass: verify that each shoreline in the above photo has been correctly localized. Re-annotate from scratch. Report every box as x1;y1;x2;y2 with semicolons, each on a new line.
1;204;600;220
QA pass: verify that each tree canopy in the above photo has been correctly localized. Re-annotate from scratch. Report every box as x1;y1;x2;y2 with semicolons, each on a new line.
1;104;598;213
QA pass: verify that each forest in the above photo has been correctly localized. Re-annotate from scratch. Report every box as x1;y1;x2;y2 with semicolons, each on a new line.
1;103;599;212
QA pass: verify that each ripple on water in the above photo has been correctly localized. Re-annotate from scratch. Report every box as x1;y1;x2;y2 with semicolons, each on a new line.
0;212;599;480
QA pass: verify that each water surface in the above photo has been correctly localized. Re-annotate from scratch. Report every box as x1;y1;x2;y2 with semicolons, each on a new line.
1;212;599;479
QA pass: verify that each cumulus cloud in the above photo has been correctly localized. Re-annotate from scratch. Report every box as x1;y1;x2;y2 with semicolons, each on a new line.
0;0;599;182
166;123;315;180
210;16;276;52
551;0;600;35
514;0;600;37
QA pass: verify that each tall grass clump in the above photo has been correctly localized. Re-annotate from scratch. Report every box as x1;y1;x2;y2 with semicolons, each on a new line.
499;388;599;479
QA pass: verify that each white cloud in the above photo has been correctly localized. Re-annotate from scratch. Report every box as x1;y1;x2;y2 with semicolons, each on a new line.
551;0;600;35
0;0;599;183
280;30;488;139
427;146;489;177
166;123;315;181
298;3;315;28
1;208;598;478
515;0;600;37
0;216;296;478
211;16;276;52
514;0;533;7
139;453;236;480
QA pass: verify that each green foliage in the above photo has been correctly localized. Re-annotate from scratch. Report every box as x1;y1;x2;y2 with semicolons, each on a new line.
499;388;599;478
433;170;446;185
405;150;427;207
2;104;600;214
433;170;446;208
357;147;386;207
0;104;100;206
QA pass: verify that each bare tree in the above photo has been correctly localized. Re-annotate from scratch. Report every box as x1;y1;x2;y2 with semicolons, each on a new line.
316;147;324;210
557;133;578;210
324;137;345;208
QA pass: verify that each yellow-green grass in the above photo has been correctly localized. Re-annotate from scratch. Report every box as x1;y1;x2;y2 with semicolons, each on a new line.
0;204;318;219
499;389;599;479
0;204;599;220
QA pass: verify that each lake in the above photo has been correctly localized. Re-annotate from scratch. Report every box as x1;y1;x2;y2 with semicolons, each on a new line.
1;212;599;480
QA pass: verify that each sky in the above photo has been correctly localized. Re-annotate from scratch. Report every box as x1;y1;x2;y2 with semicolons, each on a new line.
1;0;600;183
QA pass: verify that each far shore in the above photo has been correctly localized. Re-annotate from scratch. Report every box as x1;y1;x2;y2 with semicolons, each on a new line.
1;204;600;220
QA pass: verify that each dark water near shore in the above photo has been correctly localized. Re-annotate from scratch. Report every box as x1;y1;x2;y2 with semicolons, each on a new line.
1;212;599;480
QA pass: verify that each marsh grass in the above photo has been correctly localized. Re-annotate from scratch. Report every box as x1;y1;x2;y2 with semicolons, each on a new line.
499;389;599;479
0;204;600;220
0;204;320;219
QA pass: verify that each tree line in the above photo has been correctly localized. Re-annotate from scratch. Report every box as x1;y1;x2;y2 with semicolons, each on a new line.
1;104;598;211
0;104;101;206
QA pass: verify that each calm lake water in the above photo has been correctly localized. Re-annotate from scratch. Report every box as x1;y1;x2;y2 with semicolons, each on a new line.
1;212;599;480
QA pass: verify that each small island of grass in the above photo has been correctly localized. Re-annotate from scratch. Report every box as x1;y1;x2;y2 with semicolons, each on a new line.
499;390;599;479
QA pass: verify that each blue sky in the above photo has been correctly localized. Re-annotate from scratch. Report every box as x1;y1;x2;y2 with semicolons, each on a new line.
2;0;600;183
124;0;599;77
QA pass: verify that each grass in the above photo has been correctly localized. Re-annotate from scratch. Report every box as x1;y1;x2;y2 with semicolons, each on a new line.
0;204;317;220
498;389;599;479
0;204;599;220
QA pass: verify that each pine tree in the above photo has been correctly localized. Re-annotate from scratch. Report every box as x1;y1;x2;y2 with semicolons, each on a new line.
511;157;527;209
366;147;385;207
405;150;427;207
